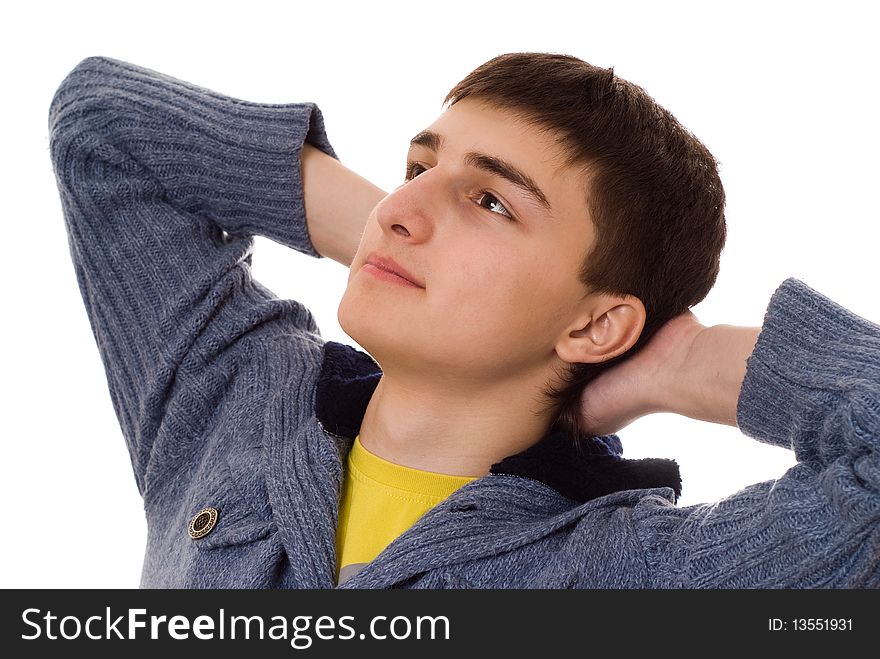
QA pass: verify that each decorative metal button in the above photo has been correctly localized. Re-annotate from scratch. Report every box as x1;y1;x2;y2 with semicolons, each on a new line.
188;507;219;539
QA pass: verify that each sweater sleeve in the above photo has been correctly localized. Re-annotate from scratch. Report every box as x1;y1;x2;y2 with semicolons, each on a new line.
48;56;338;494
633;277;880;587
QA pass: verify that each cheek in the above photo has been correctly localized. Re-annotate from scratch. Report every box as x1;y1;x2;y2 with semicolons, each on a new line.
434;252;563;338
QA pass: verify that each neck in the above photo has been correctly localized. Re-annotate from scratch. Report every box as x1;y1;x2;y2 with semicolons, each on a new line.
357;368;556;477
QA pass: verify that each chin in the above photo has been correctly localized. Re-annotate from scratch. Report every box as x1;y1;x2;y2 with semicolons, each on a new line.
337;287;358;337
338;288;389;347
337;291;417;367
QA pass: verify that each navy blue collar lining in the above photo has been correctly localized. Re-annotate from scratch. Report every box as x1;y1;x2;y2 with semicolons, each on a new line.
316;341;681;505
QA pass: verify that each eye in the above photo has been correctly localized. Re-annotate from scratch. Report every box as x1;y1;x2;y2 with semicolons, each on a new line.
404;162;427;181
475;192;514;221
404;161;516;222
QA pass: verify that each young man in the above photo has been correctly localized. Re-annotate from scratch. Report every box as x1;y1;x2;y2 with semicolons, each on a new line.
48;54;879;588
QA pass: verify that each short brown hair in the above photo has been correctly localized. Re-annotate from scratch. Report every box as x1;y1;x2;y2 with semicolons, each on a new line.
443;52;727;439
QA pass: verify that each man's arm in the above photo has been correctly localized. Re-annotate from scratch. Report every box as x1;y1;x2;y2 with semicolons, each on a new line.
662;324;761;427
631;278;880;587
48;56;341;493
301;143;386;267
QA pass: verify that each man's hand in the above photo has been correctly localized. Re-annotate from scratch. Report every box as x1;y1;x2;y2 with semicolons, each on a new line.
578;310;705;436
578;311;761;435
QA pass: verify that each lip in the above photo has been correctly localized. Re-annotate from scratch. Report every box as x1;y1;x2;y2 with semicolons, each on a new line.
364;252;425;289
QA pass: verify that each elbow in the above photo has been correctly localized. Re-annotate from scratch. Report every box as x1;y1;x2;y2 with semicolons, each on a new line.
48;56;124;174
49;56;126;133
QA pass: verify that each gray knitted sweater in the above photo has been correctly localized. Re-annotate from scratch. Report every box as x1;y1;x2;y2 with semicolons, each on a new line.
48;56;879;588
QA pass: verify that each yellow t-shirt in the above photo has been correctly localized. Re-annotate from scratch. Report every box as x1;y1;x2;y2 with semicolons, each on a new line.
335;434;477;585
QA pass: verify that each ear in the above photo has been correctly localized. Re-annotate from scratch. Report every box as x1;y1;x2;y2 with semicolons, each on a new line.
554;295;646;366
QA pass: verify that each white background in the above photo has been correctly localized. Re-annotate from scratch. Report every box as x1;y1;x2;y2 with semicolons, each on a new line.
2;0;878;588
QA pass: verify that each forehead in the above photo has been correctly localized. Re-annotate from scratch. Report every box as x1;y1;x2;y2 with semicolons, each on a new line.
419;97;568;170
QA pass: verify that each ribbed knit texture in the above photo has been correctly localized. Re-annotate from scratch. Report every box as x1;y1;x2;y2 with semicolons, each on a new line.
49;56;879;588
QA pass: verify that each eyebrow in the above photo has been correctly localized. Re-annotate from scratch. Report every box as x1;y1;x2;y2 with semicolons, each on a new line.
408;129;552;213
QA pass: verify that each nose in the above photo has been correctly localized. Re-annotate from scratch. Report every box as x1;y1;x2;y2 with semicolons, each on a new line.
374;171;439;244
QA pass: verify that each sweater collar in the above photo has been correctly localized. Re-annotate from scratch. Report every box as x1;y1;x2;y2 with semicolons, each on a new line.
316;341;681;505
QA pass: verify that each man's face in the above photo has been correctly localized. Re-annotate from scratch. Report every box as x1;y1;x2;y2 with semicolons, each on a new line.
338;97;596;386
